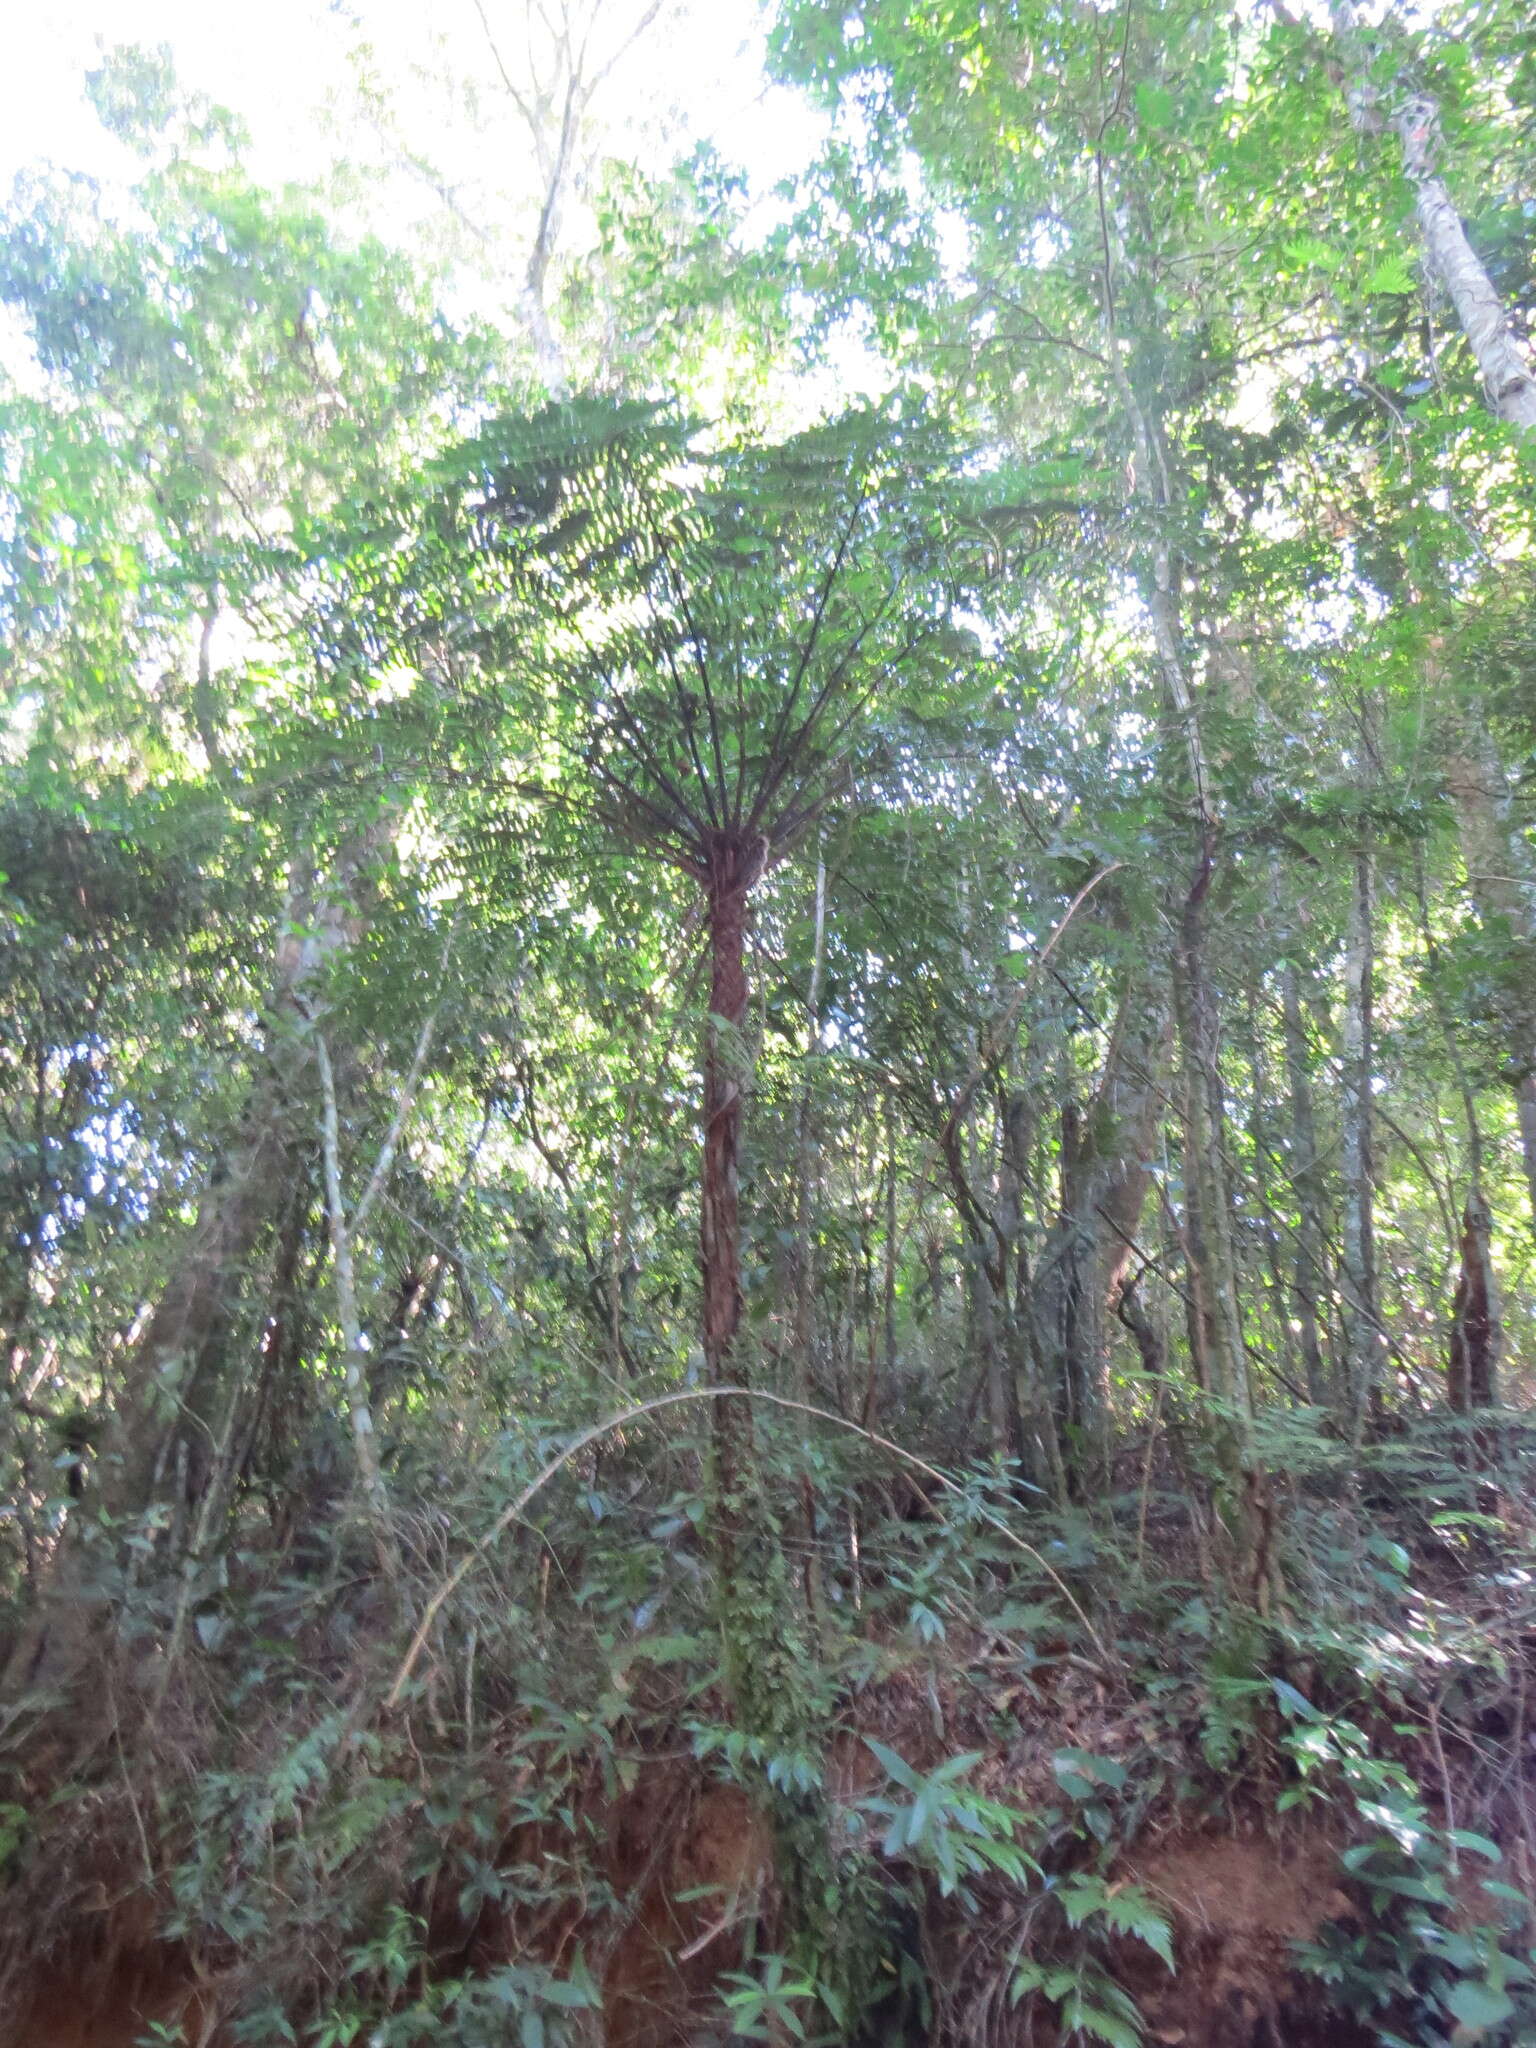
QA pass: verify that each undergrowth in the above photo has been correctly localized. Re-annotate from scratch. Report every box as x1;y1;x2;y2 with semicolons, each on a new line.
2;1402;1534;2048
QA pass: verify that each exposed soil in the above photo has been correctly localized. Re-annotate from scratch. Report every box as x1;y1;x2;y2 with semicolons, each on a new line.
8;1797;1384;2048
601;1768;770;2048
1120;1830;1372;2048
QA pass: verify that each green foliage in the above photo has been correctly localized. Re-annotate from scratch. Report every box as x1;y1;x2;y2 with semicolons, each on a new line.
5;6;1536;2047
860;1739;1037;1897
719;1953;823;2042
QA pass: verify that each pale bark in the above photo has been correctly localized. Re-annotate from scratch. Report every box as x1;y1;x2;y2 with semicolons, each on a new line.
1109;325;1260;1566
1034;975;1170;1488
314;1033;401;1587
1393;98;1536;432
1245;986;1296;1392
471;0;668;394
1171;889;1249;1425
3;831;390;1698
1281;960;1330;1406
1448;1192;1498;1412
1446;720;1536;1229
878;1099;897;1427
106;829;391;1516
1329;8;1536;433
1339;849;1385;1440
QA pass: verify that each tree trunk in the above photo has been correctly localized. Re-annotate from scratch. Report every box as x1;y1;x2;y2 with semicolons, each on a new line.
1281;958;1330;1406
1110;343;1262;1578
791;858;826;1401
1448;1192;1498;1412
1446;722;1536;1230
314;1035;401;1588
1339;848;1384;1441
1035;976;1169;1493
1246;984;1298;1395
791;859;826;1611
877;1097;898;1427
967;1099;1018;1465
1329;11;1536;432
998;1076;1064;1502
701;856;753;1548
1393;99;1536;432
1171;849;1249;1426
4;834;387;1699
105;834;386;1521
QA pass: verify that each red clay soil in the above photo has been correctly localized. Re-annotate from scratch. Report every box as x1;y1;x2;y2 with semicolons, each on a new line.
601;1769;770;2048
1119;1828;1372;2048
13;1955;209;2048
7;1769;771;2048
7;1802;1371;2048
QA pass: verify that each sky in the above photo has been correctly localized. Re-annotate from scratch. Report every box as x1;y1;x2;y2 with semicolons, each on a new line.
0;0;886;437
0;0;877;716
0;0;824;204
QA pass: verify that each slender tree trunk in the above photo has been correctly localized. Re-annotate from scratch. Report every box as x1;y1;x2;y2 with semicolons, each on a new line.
997;1073;1063;1500
693;845;869;2005
1246;985;1297;1394
1412;840;1505;1417
791;858;826;1400
1448;1192;1498;1412
1392;99;1536;432
701;859;752;1546
967;1101;1016;1463
1446;721;1536;1230
791;859;826;1611
314;1035;401;1588
877;1096;897;1427
105;834;387;1520
1171;854;1249;1425
1329;9;1536;432
1108;337;1262;1575
1339;848;1384;1441
1281;959;1330;1406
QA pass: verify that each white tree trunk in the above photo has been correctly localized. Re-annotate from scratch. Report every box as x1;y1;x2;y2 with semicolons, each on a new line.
1393;97;1536;432
1329;3;1536;434
1446;719;1536;1229
1339;848;1385;1439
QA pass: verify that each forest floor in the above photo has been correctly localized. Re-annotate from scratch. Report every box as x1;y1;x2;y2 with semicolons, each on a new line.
4;1453;1534;2048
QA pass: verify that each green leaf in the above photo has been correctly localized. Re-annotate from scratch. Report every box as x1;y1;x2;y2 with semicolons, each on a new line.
930;1750;985;1785
1365;255;1417;295
1283;234;1343;273
1135;83;1175;128
541;1977;599;2009
1102;1885;1176;1969
1270;1677;1320;1720
1447;1831;1501;1863
866;1738;921;1791
1052;1748;1128;1795
1058;1878;1108;1927
1058;1991;1141;2048
1445;1978;1515;2035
